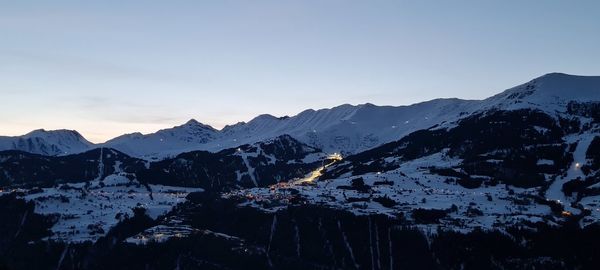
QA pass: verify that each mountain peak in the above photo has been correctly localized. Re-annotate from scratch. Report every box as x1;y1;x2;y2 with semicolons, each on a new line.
481;73;600;114
533;72;600;82
252;114;279;121
530;73;600;98
0;128;93;156
184;119;200;125
539;72;572;78
180;119;217;131
24;129;86;140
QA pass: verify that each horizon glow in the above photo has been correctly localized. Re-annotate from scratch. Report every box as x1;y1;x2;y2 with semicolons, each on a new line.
1;0;599;143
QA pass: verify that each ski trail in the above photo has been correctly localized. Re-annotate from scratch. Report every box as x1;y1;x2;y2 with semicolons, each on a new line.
14;211;28;238
96;147;105;181
267;215;277;252
368;217;375;270
266;215;277;268
240;152;258;187
55;244;69;270
175;254;182;270
388;228;393;270
294;221;301;257
374;223;381;270
546;133;595;213
338;220;359;269
318;218;337;266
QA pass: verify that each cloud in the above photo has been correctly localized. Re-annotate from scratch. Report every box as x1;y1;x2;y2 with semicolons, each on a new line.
70;96;181;124
0;49;175;82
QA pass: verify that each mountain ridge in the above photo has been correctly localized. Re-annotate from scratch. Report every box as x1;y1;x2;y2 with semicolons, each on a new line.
0;128;93;156
1;73;598;159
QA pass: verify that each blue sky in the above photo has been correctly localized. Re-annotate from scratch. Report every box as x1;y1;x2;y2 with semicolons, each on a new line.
1;0;599;142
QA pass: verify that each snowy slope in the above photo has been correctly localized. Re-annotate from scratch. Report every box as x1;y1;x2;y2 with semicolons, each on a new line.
483;73;600;112
227;83;600;233
139;134;327;189
0;129;93;156
219;100;478;156
100;99;478;159
9;174;202;243
102;73;599;159
102;119;218;159
228;151;555;232
2;72;600;246
225;72;600;230
3;73;598;160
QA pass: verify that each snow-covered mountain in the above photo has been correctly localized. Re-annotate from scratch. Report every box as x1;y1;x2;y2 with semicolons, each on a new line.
483;72;600;112
102;119;218;159
0;129;93;156
0;135;326;191
99;99;482;159
219;99;478;156
2;73;599;161
101;73;600;159
1;72;600;270
139;134;327;189
230;73;600;232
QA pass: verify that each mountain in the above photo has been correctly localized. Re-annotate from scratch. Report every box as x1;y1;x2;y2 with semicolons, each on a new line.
235;72;600;230
101;73;600;160
4;73;598;161
2;73;600;270
102;119;218;159
481;72;600;113
0;129;93;156
0;148;146;188
0;135;326;191
101;99;480;159
220;99;479;155
137;134;327;190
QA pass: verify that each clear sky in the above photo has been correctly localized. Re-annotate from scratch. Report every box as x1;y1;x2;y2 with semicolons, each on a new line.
1;0;599;143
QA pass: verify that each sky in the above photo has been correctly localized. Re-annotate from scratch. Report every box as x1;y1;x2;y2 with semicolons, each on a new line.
1;0;599;143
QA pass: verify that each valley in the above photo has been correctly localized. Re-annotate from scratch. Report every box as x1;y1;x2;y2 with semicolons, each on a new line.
1;73;600;269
